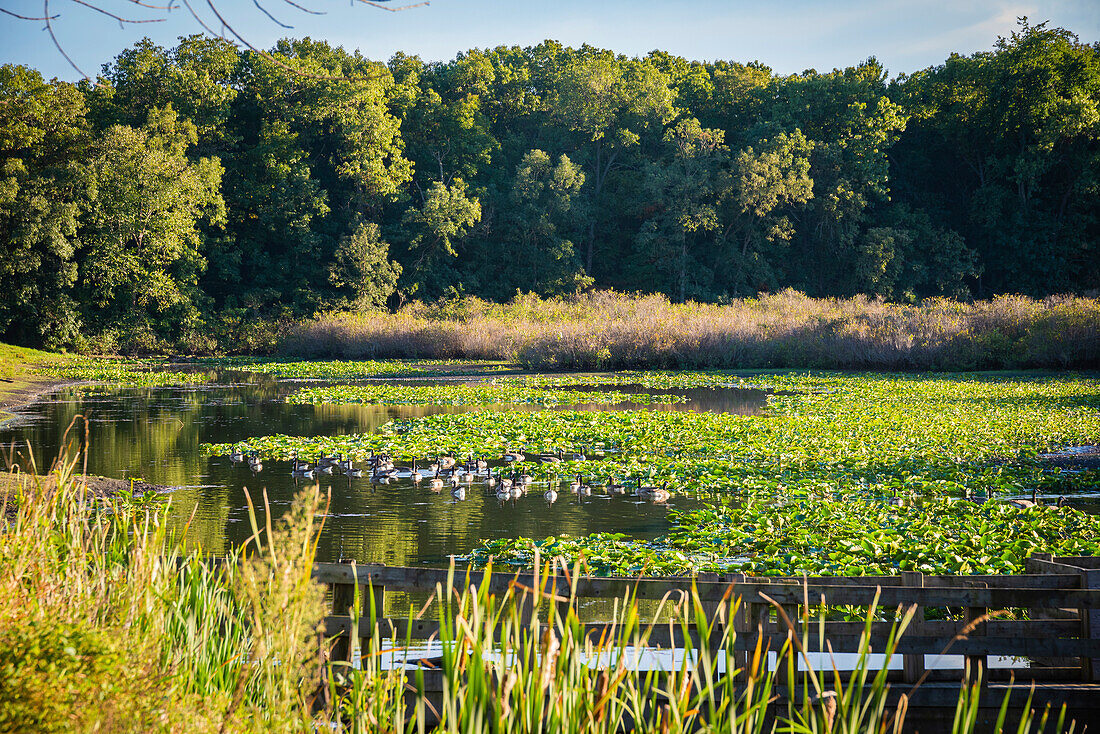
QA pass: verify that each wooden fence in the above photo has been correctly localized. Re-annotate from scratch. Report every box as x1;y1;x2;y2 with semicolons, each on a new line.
314;553;1100;727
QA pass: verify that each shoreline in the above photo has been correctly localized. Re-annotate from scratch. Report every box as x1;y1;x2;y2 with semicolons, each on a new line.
0;376;80;426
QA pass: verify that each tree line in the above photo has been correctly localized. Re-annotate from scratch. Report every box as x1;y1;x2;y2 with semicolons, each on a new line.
1;19;1097;352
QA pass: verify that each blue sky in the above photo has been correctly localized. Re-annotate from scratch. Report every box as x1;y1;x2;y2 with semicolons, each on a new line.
1;0;1098;81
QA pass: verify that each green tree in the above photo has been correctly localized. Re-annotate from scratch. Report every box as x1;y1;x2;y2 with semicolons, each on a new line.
494;149;590;296
79;106;224;348
633;119;727;302
398;179;482;300
550;50;677;274
327;222;401;309
0;66;92;348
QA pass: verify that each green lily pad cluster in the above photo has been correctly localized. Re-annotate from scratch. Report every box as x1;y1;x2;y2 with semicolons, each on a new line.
286;383;688;406
472;498;1100;577
189;357;510;379
42;359;210;387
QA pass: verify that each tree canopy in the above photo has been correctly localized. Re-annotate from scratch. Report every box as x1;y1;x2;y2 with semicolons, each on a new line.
2;20;1098;352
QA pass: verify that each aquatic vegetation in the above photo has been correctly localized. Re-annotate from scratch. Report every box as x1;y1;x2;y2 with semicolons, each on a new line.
40;358;211;387
204;371;1100;575
472;498;1100;576
287;382;687;406
189;357;510;379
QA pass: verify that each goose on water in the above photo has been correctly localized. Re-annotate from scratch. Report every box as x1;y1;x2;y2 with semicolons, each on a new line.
1007;488;1040;509
544;489;558;504
345;460;363;478
606;477;625;494
502;451;525;463
291;455;314;478
452;486;467;500
428;476;444;491
229;448;244;462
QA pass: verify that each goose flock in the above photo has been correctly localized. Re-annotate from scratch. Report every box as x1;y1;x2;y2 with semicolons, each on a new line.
223;447;676;504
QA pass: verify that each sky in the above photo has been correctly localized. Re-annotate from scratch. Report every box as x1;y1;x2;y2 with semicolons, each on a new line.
1;0;1098;82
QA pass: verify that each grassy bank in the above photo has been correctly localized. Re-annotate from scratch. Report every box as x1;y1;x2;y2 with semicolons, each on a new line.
281;291;1100;371
0;343;72;416
0;459;1077;733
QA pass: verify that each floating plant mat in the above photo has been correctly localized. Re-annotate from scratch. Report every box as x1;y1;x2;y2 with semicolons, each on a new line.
473;497;1100;577
286;383;689;406
185;357;511;379
203;371;1100;575
40;357;212;387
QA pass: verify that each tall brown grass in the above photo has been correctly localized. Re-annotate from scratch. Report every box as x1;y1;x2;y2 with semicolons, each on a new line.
280;290;1100;371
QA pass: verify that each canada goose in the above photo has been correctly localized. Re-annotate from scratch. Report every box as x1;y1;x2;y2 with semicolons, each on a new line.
539;449;562;464
515;471;533;485
229;448;244;463
636;478;664;498
318;454;337;468
499;474;514;490
642;484;672;503
345;460;363;478
562;448;586;461
248;452;262;467
438;456;457;471
485;472;499;487
502;451;525;463
495;487;510;501
411;461;423;482
452;486;467;500
428;476;444;491
1007;488;1039;509
545;489;558;503
318;462;334;475
569;474;583;493
291;455;314;478
1057;495;1068;508
510;486;524;499
249;456;263;473
606;477;625;494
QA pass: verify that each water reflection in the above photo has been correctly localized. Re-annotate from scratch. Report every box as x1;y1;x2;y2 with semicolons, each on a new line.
0;372;755;564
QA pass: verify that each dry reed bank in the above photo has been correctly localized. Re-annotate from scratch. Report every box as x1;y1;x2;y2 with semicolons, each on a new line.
280;290;1100;371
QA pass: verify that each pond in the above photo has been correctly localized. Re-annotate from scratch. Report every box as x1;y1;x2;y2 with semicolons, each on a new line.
0;371;769;565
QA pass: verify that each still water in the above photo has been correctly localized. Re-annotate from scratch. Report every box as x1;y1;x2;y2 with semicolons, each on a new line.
0;372;768;565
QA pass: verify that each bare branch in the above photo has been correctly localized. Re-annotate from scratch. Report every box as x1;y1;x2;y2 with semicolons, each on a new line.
43;0;93;80
280;0;324;16
4;0;424;83
252;0;292;29
71;0;166;23
0;6;59;20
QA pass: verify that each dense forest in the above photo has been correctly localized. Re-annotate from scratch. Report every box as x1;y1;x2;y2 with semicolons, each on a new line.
1;20;1098;353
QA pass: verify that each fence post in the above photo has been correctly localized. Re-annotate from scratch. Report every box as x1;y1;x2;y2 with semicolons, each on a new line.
901;571;925;684
1079;567;1100;682
330;559;358;664
964;602;988;684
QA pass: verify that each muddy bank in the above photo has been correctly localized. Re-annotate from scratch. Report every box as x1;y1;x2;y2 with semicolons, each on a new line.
0;376;78;425
2;471;171;509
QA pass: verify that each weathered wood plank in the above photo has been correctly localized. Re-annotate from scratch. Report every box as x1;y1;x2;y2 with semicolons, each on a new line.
310;564;1100;608
322;616;1100;658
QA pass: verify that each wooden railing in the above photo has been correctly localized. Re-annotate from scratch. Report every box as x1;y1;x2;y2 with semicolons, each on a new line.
314;553;1100;685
